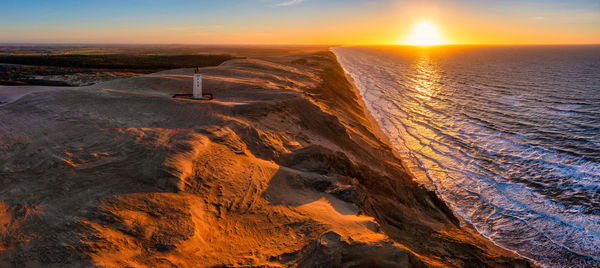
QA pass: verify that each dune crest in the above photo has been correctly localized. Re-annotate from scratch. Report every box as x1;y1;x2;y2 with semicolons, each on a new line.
0;52;531;267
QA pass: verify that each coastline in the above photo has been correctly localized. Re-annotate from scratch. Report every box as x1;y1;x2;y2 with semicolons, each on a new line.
0;51;532;267
330;48;540;267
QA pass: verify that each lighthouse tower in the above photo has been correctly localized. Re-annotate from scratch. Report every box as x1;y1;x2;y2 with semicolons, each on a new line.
193;67;202;99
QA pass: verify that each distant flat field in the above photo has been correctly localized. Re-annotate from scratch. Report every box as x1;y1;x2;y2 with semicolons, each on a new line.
0;44;332;57
0;44;331;86
0;55;236;87
0;54;238;70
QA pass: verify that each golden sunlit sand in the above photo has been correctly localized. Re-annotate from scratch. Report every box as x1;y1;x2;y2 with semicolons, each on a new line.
0;50;530;267
0;0;597;266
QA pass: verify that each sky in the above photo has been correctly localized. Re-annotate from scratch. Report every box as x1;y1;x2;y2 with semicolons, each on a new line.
1;0;599;45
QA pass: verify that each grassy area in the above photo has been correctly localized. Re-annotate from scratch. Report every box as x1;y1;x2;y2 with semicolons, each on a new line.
0;54;239;70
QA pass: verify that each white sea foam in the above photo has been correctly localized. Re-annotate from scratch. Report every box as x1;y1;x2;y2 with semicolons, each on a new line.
332;45;600;267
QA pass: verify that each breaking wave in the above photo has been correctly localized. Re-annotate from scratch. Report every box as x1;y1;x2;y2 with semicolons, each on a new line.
332;45;600;267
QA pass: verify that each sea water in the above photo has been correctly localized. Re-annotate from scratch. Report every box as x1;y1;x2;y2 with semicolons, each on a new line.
332;45;600;267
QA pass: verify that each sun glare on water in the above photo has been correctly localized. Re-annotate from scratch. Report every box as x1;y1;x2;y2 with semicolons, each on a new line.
402;21;446;46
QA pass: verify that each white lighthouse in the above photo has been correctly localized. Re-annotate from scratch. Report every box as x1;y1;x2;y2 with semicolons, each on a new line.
193;67;202;99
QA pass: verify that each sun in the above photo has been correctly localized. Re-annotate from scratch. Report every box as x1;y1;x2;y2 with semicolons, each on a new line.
402;21;446;46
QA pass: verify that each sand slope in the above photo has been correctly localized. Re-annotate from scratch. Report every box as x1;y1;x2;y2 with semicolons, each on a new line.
0;52;531;267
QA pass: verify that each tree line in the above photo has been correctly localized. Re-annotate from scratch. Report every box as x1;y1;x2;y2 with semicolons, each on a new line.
0;54;239;70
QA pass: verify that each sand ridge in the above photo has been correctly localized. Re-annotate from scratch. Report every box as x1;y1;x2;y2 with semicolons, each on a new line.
0;52;531;267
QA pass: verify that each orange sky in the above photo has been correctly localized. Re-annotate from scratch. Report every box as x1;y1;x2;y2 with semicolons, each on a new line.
1;0;599;45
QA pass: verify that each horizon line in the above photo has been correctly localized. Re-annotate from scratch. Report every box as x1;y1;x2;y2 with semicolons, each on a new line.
0;42;599;47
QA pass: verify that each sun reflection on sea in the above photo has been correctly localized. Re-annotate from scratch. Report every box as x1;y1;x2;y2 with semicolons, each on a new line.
411;52;441;101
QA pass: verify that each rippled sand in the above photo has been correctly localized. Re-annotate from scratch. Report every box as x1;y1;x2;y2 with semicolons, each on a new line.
0;52;530;267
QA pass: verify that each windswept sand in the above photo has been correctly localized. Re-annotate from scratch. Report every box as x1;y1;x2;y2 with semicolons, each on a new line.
0;52;532;267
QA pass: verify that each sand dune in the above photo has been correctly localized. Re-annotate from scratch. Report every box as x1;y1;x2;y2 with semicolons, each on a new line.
0;52;531;267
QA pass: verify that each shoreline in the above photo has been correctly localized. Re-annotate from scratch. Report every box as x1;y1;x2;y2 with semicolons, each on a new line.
0;51;532;267
330;48;540;267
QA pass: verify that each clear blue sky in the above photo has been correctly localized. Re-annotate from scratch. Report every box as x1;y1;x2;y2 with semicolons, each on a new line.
1;0;599;44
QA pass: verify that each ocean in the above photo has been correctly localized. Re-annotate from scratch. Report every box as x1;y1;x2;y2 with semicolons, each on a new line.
332;45;600;267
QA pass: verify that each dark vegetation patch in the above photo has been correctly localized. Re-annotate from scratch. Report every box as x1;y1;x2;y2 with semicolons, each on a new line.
0;54;239;70
0;54;240;86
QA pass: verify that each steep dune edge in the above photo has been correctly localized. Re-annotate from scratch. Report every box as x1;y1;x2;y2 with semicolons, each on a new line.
0;52;531;267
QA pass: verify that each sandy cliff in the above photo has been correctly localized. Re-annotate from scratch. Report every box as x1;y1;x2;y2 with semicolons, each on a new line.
0;52;531;267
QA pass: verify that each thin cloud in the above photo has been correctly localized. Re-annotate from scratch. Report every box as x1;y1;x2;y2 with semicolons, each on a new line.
275;0;305;7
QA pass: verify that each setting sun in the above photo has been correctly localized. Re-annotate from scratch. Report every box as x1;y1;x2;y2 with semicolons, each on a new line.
402;21;446;46
1;1;599;267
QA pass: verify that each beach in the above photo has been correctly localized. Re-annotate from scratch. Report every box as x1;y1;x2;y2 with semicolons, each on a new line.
0;51;532;267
